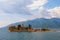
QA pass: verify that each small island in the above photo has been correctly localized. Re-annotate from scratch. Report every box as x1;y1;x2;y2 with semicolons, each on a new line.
8;24;55;32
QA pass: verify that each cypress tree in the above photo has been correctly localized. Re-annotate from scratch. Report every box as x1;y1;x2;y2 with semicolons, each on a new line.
29;24;32;29
18;25;21;30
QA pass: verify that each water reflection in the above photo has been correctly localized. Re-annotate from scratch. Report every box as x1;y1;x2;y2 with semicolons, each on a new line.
0;28;60;40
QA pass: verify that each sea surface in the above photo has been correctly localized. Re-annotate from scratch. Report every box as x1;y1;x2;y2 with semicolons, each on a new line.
0;27;60;40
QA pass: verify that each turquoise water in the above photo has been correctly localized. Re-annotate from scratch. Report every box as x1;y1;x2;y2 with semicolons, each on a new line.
0;28;60;40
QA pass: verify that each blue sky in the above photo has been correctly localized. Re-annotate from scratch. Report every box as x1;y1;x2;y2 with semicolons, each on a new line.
44;0;60;9
0;0;60;27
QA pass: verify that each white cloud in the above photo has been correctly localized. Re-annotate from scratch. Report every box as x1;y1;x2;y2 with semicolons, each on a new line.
27;5;60;18
0;0;60;28
26;0;60;19
26;0;49;18
0;0;33;27
27;0;48;10
47;6;60;18
0;13;27;28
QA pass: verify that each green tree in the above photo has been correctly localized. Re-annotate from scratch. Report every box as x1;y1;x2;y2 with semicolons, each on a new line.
28;24;32;29
41;28;49;31
18;25;21;30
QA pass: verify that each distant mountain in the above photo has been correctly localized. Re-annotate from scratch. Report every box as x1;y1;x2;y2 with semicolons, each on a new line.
8;18;60;28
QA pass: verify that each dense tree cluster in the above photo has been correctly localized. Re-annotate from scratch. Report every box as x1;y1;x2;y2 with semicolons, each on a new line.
9;24;32;32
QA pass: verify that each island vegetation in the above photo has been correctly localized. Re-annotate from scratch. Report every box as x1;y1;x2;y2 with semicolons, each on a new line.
8;24;55;32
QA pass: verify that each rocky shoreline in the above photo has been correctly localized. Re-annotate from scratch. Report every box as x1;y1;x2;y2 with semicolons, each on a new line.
8;27;55;32
8;24;55;32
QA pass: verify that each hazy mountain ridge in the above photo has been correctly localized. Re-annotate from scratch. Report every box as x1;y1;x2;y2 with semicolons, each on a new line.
8;18;60;28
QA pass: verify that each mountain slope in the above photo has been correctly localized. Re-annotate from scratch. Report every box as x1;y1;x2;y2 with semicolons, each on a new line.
8;18;60;28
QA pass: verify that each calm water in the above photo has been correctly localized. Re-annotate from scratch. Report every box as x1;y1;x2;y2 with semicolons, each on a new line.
0;28;60;40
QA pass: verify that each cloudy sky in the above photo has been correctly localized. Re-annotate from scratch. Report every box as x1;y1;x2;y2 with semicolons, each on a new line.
0;0;60;27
